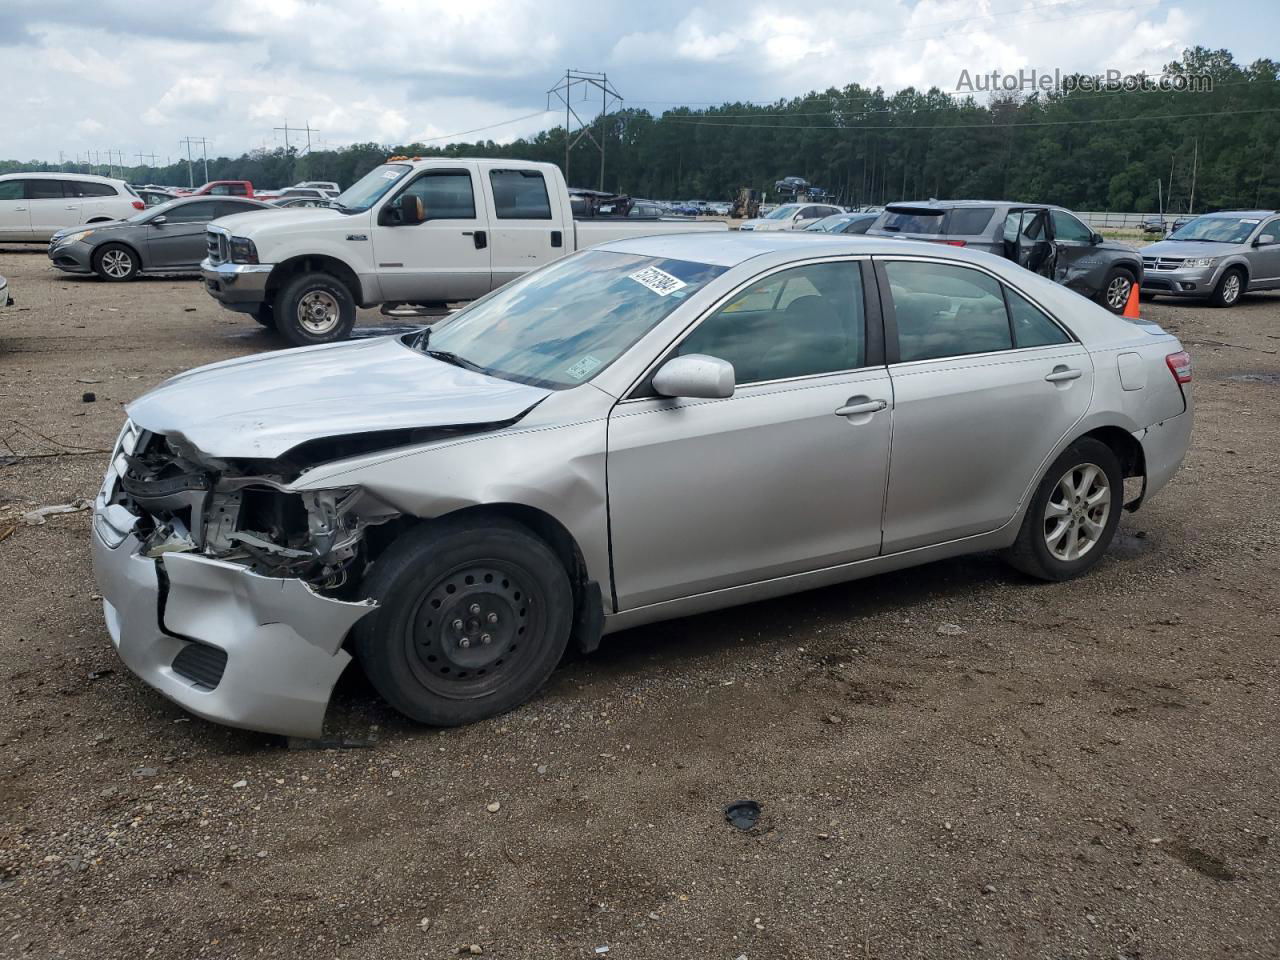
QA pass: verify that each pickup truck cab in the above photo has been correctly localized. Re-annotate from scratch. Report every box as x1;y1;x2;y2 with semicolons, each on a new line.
186;180;255;198
201;157;727;345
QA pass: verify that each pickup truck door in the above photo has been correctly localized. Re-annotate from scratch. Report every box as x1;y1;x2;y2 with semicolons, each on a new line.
482;168;567;288
374;167;492;303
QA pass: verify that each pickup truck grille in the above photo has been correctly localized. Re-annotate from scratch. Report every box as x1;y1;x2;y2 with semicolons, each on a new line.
206;230;229;265
1142;256;1185;271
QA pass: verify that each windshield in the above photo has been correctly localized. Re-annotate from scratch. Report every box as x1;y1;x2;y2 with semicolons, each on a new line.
332;164;412;213
421;250;727;389
765;204;802;220
1168;216;1261;244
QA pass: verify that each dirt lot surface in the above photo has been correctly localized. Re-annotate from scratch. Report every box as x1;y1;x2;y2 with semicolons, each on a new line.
1;247;1278;960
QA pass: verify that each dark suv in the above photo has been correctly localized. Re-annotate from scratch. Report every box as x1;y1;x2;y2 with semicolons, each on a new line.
867;200;1144;314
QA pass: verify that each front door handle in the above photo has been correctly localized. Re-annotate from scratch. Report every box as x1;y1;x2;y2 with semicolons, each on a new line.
835;398;888;417
1044;367;1083;383
65;204;78;210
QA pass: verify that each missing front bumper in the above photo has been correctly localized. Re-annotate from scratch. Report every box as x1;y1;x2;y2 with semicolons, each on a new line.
91;523;376;738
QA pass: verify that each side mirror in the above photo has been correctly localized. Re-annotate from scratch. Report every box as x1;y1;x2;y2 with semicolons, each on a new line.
1091;232;1104;244
399;194;425;225
652;354;735;399
152;215;167;225
1256;234;1275;246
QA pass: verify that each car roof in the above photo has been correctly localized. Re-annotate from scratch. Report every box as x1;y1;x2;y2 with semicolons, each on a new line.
0;171;123;184
600;231;998;267
1189;209;1278;218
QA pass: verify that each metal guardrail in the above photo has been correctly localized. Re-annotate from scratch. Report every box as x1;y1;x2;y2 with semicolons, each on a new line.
1077;211;1177;229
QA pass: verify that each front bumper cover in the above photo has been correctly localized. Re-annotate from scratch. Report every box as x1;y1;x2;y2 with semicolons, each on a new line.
1139;265;1218;297
201;258;274;313
48;240;95;274
91;504;376;739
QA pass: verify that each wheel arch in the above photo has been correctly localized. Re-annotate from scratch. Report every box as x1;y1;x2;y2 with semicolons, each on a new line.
1075;424;1146;510
267;255;363;306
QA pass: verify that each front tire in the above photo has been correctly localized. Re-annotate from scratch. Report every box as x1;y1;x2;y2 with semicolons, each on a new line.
354;517;574;727
274;272;356;345
251;303;276;328
1004;438;1123;581
1099;267;1135;314
1210;267;1245;308
93;244;138;282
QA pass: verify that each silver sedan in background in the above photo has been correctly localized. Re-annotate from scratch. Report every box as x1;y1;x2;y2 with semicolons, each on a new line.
91;234;1193;737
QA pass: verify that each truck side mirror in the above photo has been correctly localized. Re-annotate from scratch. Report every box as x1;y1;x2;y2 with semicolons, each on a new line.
399;194;425;225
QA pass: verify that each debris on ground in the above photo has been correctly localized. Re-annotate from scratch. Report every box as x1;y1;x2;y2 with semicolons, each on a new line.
723;800;761;830
19;499;92;525
937;622;967;636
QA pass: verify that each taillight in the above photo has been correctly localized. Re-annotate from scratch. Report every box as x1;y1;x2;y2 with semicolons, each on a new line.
131;200;145;210
1165;350;1192;384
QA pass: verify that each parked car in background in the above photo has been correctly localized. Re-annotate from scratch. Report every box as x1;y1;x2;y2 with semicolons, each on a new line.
188;180;255;198
867;200;1143;314
804;212;878;234
0;173;144;242
96;233;1192;737
1170;216;1192;233
293;181;341;196
270;196;334;209
135;188;179;207
1139;210;1280;307
738;202;845;232
1141;215;1167;235
200;156;728;345
49;195;275;281
628;201;666;218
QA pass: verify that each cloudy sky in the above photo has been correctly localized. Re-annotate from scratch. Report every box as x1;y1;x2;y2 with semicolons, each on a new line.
2;0;1275;163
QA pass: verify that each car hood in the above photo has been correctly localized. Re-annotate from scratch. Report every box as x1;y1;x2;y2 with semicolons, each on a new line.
211;206;343;236
1140;239;1237;259
52;219;131;241
126;336;551;460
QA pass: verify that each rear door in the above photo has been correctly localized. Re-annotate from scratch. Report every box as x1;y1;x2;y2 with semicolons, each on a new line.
27;179;79;239
0;179;30;240
145;200;218;268
1002;208;1056;277
607;258;892;608
483;168;567;286
374;166;492;302
876;256;1093;552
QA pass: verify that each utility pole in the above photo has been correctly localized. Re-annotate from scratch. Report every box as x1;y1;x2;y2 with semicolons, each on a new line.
1189;138;1198;215
273;120;318;154
546;69;623;190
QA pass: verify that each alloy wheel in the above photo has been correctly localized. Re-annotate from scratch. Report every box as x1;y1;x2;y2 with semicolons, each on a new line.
1221;272;1241;304
101;249;133;278
1105;275;1132;310
1043;462;1111;562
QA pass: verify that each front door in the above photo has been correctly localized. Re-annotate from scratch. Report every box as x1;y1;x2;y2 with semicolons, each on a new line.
0;180;30;240
877;257;1093;552
1250;217;1280;289
374;167;491;302
145;199;219;268
608;259;892;610
483;167;564;288
1050;208;1105;295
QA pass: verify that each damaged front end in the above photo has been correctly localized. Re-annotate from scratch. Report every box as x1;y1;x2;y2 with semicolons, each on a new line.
115;428;400;592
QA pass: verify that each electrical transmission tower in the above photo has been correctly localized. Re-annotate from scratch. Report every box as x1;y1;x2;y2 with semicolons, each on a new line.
179;136;210;187
547;70;623;190
274;120;317;154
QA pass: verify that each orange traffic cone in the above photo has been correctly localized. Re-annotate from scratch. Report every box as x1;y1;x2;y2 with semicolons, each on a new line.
1122;282;1140;319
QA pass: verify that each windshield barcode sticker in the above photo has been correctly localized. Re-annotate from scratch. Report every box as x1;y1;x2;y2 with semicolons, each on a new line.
566;355;603;380
629;266;687;297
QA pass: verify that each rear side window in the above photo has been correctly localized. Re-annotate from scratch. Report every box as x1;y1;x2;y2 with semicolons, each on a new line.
398;171;477;220
1005;287;1070;347
944;207;994;235
27;180;65;199
490;169;552;220
677;261;866;383
885;260;1013;362
167;200;217;223
72;181;118;197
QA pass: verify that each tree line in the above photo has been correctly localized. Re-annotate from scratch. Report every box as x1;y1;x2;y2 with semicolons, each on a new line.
4;47;1277;214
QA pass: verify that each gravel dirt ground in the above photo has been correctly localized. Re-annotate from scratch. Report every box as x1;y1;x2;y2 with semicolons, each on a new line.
1;247;1277;960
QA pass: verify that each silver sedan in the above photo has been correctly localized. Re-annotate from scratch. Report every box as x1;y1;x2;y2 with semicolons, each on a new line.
91;234;1193;737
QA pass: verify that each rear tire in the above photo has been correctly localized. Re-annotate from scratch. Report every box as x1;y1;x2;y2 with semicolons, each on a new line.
93;243;138;282
1003;437;1123;582
274;272;356;346
1099;267;1135;314
1210;267;1245;308
354;517;574;727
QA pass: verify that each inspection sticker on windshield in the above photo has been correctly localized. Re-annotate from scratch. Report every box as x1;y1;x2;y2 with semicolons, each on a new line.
1241;218;1261;224
629;266;687;297
566;355;604;380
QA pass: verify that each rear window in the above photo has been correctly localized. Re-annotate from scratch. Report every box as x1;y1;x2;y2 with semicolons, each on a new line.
945;207;994;235
878;209;946;234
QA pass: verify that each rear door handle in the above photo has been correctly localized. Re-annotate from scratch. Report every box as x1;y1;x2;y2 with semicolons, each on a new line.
835;398;888;417
550;230;563;248
1044;367;1083;383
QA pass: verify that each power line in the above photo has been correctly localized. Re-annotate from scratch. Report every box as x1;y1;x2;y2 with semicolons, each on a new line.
415;110;552;143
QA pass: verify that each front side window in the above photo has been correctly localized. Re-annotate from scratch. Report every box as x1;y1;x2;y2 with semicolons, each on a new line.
26;180;64;200
1006;287;1070;348
885;260;1013;362
1051;210;1094;242
490;169;552;220
423;250;726;389
398;171;477;220
677;261;865;384
0;180;22;201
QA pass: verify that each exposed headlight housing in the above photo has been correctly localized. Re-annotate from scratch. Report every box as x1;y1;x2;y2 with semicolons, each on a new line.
228;236;259;264
1182;257;1218;268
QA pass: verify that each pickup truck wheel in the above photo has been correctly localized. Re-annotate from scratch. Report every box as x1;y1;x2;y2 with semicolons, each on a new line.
354;517;573;727
1210;267;1245;308
275;272;355;345
1099;267;1135;314
1003;438;1122;582
93;244;139;282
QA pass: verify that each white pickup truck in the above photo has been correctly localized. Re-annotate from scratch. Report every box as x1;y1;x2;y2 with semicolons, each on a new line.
201;157;728;344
